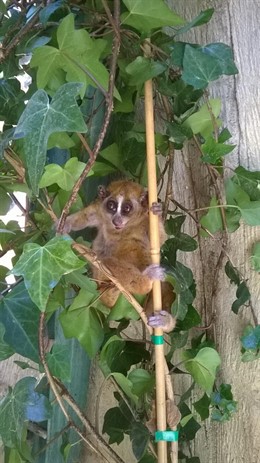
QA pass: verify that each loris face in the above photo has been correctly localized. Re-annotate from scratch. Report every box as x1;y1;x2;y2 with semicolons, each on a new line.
103;195;140;230
98;181;148;231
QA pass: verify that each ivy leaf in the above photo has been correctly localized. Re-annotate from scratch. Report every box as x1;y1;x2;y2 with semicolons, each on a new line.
165;215;186;236
103;406;129;444
225;260;240;286
176;8;214;35
201;43;238;75
46;344;71;382
200;197;223;235
231;281;250;314
201;136;236;163
12;236;85;311
31;14;115;98
0;323;14;360
0;377;52;447
130;422;150;460
211;383;237;422
193;393;210;421
39;157;86;190
179;403;201;441
0;283;39;362
128;369;155;396
177;305;201;331
240;325;260;362
39;0;64;25
239;200;260;226
184;99;221;138
112;372;138;404
121;0;184;33
59;289;104;357
182;45;223;89
125;57;166;86
233;166;260;201
14;83;87;195
183;347;221;393
251;242;260;271
99;336;150;377
0;127;14;158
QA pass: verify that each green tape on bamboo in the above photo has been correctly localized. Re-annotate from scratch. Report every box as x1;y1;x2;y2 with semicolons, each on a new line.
155;430;179;442
151;335;164;345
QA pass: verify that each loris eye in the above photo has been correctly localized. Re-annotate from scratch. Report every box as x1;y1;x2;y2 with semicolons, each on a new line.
106;200;117;212
122;202;133;214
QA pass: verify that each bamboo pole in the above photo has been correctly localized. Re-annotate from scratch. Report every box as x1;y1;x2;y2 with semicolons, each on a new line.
144;44;167;463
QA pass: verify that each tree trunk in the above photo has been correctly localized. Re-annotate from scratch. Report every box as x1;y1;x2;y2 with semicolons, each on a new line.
168;1;260;462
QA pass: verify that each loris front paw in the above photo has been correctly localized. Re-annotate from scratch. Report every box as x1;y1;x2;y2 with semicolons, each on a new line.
150;202;163;216
148;310;176;333
143;264;165;281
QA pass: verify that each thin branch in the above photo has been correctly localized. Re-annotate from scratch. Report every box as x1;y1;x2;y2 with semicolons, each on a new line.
0;6;42;62
57;0;121;233
160;95;175;221
77;132;94;160
54;378;126;463
72;242;153;334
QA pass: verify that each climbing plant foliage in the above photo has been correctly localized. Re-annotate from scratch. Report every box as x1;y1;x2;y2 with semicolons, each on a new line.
0;1;258;462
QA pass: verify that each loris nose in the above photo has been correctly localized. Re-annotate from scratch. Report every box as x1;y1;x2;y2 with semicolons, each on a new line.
112;215;123;228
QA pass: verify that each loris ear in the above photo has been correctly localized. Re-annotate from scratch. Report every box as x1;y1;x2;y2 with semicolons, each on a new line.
140;190;148;208
98;185;109;200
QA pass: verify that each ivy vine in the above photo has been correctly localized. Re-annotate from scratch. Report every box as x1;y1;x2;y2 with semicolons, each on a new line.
0;1;259;462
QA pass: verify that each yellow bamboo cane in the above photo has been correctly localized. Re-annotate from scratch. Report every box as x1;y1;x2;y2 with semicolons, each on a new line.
144;44;167;463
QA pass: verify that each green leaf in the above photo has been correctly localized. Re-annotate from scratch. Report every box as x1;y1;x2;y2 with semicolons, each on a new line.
14;83;87;195
46;344;71;382
211;384;237;422
193;393;210;420
12;235;85;311
167;122;193;147
251;242;260;271
200;197;223;235
183;347;221;393
177;305;201;330
0;188;12;215
201;136;235;163
112;372;138;404
176;8;214;35
0;323;14;360
225;260;240;286
225;178;250;205
40;157;86;190
99;335;150;376
233;166;260;201
39;0;64;25
128;369;155;396
31;14;115;98
179;403;201;441
0;128;14;158
182;45;222;89
108;293;141;321
232;281;251;314
0;377;51;447
165;215;186;236
125;57;166;86
201;43;238;75
239;200;260;226
0;283;39;362
184;99;221;138
121;0;184;33
130;422;150;460
59;289;104;357
103;406;129;444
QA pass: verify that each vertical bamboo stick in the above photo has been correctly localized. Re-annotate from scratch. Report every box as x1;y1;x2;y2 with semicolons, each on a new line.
144;45;167;463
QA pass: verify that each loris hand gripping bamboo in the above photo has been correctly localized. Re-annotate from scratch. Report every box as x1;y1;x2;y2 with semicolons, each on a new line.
63;180;175;332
